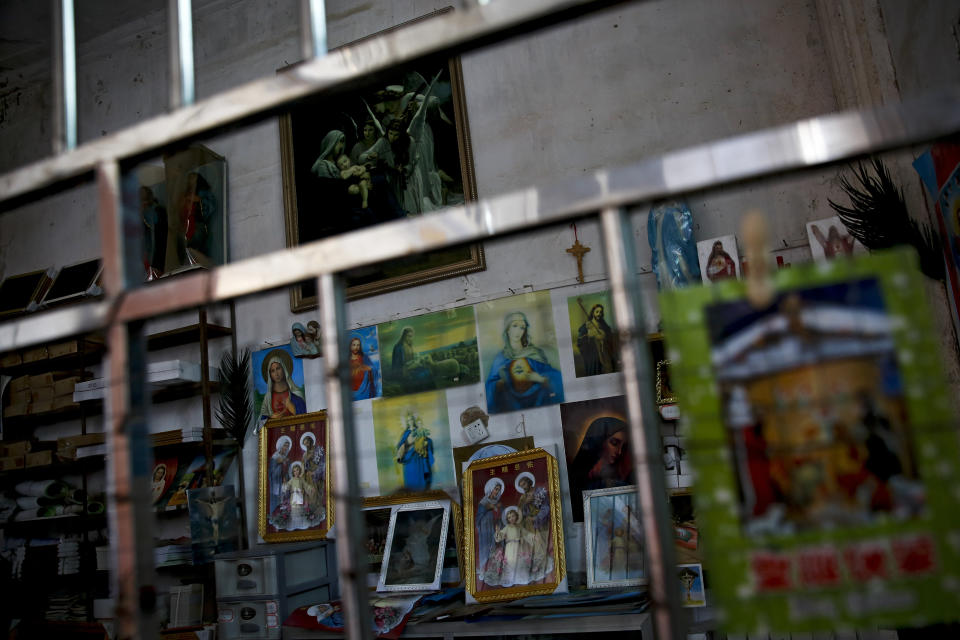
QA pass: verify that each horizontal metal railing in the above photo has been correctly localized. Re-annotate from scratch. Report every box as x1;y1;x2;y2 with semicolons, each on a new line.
2;85;958;354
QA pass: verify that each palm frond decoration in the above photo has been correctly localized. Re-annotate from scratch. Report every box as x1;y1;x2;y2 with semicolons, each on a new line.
828;157;944;280
216;348;254;445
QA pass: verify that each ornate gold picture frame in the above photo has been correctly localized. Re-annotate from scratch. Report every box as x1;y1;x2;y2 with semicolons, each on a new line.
258;410;332;542
463;448;565;602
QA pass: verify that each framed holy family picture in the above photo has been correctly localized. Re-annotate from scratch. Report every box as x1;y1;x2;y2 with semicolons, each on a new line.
279;8;483;309
258;411;332;542
463;448;565;602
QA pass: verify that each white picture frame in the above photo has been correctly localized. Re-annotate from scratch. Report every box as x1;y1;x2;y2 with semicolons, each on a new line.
583;485;646;589
377;499;450;592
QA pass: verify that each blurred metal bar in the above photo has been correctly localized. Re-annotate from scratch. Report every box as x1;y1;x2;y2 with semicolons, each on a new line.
97;161;158;640
300;0;328;60
601;206;685;640
1;0;625;203
51;0;78;153
168;0;196;107
318;273;372;640
3;86;960;353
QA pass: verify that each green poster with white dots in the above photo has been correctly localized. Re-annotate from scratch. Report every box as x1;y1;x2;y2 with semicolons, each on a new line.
661;248;960;633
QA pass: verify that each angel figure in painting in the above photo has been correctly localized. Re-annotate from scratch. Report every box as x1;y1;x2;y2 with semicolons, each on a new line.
476;477;503;577
388;510;444;584
482;506;534;587
515;472;552;581
485;311;564;413
259;349;307;422
268;435;292;513
301;431;326;514
401;71;454;215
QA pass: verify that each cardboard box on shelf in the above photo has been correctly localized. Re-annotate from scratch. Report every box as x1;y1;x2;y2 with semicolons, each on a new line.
48;337;102;360
0;441;33;457
29;399;53;414
2;403;29;419
9;376;30;394
0;456;25;471
54;376;83;397
30;387;55;403
25;450;53;468
52;396;79;411
22;346;49;363
28;372;55;388
57;433;106;459
11;389;31;405
0;352;22;368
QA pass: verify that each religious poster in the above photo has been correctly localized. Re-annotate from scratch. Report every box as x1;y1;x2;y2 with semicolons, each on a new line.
151;456;178;505
476;291;565;414
696;235;741;283
660;248;960;632
258;410;331;542
378;306;480;397
290;319;321;357
348;325;382;401
188;485;240;564
371;391;455;495
583;486;645;588
566;291;620;378
559;395;631;522
805;216;866;263
252;344;307;427
463;448;565;602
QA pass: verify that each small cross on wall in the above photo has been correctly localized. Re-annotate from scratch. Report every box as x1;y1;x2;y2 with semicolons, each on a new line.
566;223;591;284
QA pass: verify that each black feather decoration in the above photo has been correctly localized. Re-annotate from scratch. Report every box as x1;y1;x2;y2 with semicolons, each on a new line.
828;157;944;280
216;348;254;445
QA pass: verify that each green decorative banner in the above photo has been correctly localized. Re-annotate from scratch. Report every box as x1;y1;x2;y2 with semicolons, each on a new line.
661;248;960;633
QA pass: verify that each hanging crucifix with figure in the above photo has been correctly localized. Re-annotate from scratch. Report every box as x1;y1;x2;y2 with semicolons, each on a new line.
566;223;591;284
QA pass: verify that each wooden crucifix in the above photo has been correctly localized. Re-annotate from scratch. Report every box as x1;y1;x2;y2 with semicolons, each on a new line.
566;223;591;284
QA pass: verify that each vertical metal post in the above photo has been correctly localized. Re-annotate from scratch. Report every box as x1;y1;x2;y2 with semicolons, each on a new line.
318;273;371;640
199;307;214;484
600;206;685;640
168;0;196;108
98;161;158;639
51;0;77;152
300;0;328;60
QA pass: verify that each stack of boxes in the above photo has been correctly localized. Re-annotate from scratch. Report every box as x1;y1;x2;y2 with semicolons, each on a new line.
3;370;85;419
0;440;32;471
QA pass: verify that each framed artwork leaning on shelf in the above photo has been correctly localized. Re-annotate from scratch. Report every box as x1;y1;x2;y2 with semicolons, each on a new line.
363;490;462;589
258;410;332;542
378;498;450;592
583;485;646;589
463;448;565;603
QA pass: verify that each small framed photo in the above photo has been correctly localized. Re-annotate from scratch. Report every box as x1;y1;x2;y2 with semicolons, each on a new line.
363;491;462;588
678;563;706;607
258;410;332;542
696;235;741;283
583;485;646;589
463;448;565;602
378;499;451;592
656;360;676;405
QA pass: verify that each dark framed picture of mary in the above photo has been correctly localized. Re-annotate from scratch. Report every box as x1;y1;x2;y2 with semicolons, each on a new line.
279;11;483;310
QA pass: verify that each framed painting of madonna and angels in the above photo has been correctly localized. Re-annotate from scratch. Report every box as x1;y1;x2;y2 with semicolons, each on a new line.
258;411;332;542
463;448;565;603
279;8;483;309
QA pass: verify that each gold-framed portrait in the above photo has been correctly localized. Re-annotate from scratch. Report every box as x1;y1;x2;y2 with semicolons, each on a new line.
463;448;565;602
258;410;332;542
279;8;483;309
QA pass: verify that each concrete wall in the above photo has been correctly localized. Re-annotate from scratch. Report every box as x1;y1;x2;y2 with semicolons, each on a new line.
2;0;956;580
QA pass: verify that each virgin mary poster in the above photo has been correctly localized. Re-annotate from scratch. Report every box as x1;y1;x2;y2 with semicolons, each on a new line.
371;391;455;495
253;344;307;427
476;291;565;415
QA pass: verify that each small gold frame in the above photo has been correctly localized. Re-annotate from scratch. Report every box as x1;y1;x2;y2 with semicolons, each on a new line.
258;410;332;542
656;359;677;405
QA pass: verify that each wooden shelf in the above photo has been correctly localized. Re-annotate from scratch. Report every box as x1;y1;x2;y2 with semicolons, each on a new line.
147;322;233;351
0;339;105;377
